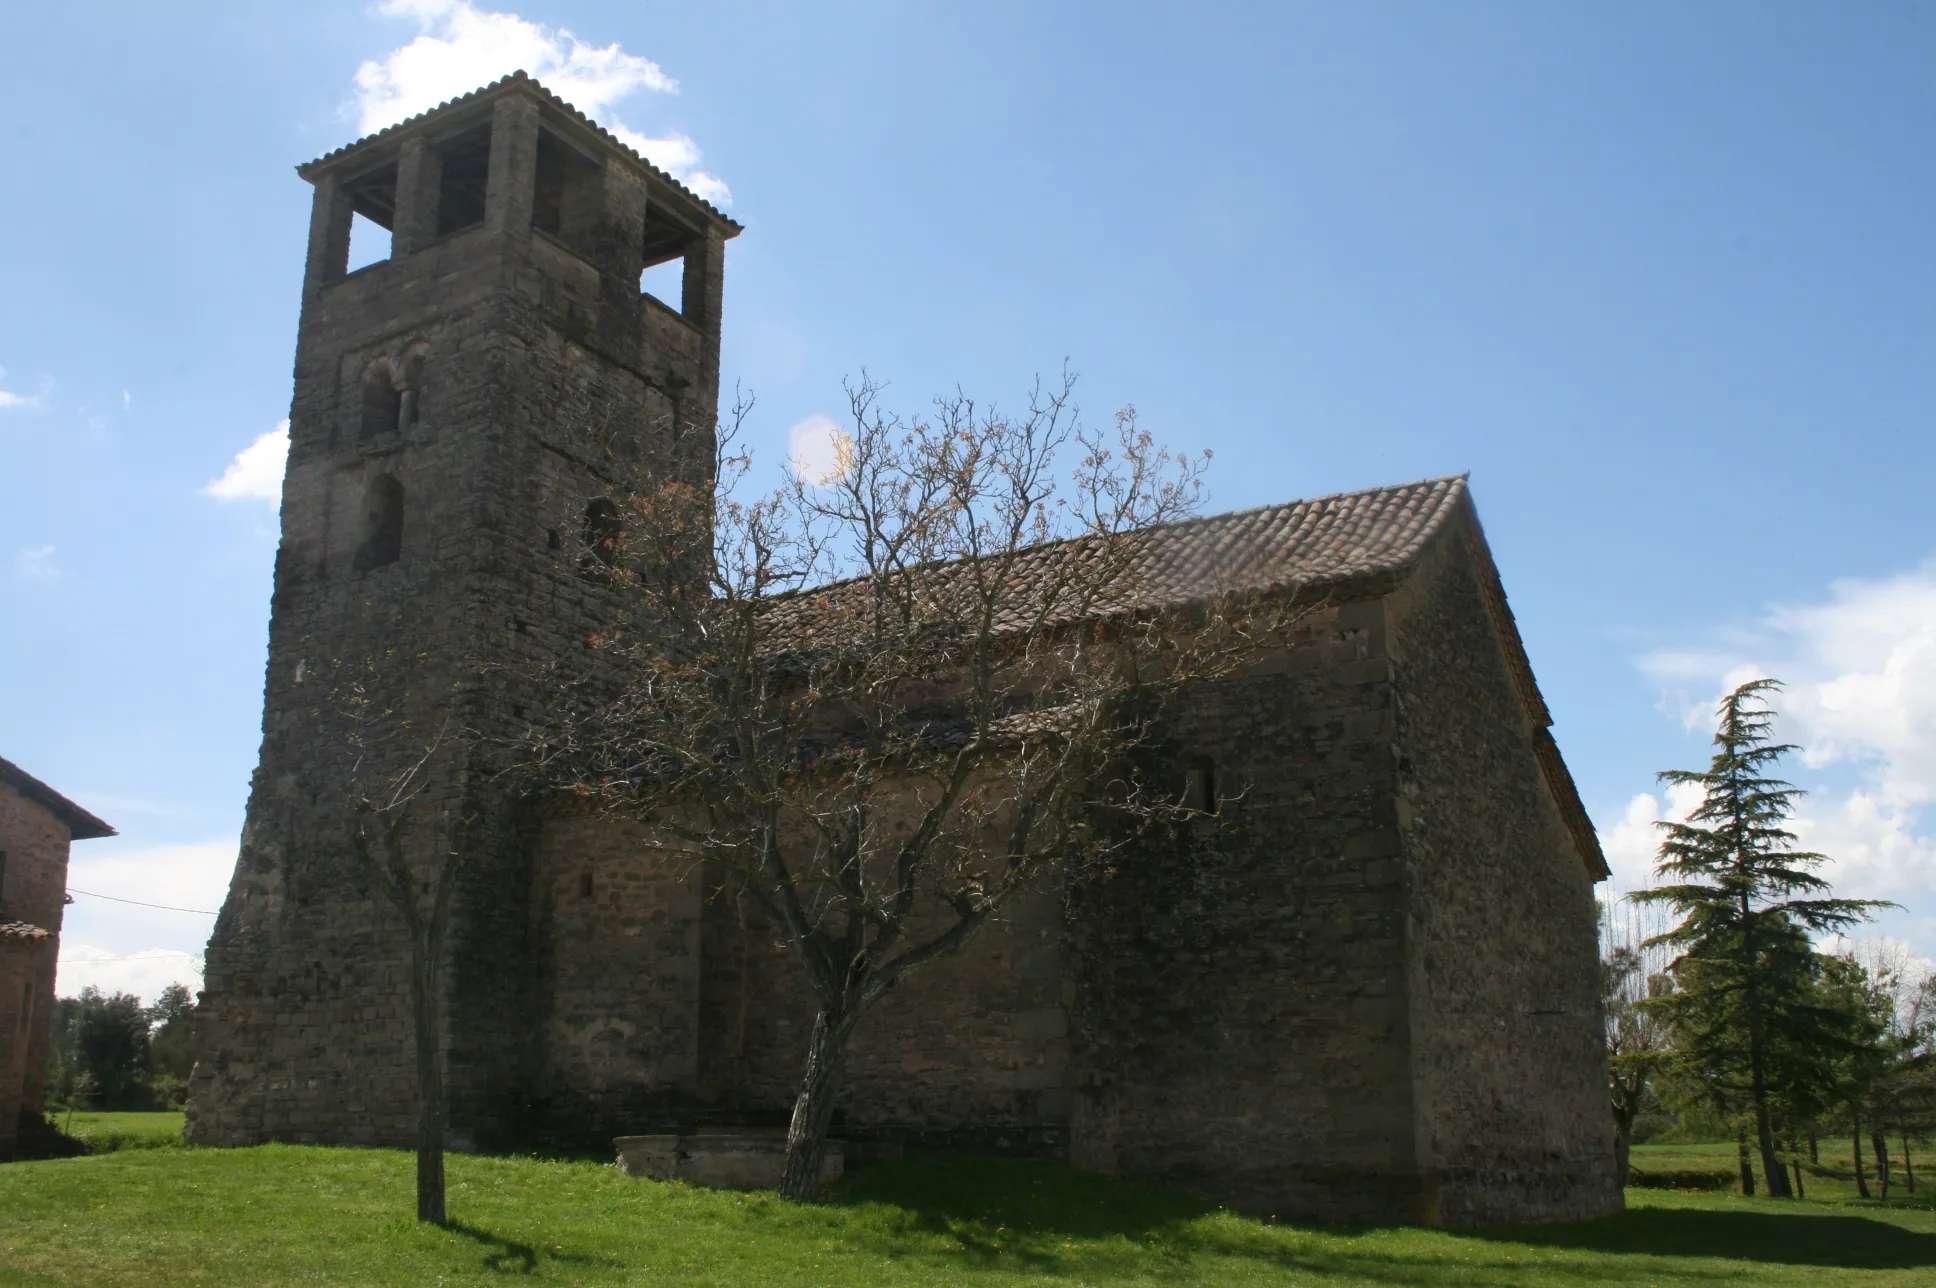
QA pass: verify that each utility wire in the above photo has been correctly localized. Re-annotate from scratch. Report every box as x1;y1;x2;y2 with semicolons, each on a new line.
66;888;218;915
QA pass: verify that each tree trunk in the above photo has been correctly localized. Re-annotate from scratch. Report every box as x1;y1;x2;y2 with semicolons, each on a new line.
1790;1135;1805;1199
1612;1085;1637;1185
1742;968;1792;1198
1738;1133;1755;1196
409;931;447;1225
1903;1131;1915;1192
778;1009;852;1202
1853;1109;1871;1199
1752;1097;1792;1197
1808;1132;1818;1165
1873;1128;1891;1201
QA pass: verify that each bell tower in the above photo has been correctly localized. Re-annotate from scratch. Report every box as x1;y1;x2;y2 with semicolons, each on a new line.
189;73;740;1148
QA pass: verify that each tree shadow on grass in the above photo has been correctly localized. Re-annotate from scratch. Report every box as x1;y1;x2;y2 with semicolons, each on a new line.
445;1222;538;1274
829;1152;1936;1281
1485;1207;1936;1271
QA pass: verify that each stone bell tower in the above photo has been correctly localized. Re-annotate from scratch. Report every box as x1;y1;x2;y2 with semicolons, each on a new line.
189;73;740;1148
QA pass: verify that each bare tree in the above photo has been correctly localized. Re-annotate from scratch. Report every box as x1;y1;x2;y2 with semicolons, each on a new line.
530;373;1284;1199
1601;894;1673;1181
335;664;471;1225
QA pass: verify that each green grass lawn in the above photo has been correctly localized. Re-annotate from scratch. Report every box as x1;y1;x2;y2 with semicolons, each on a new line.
4;1140;1935;1286
49;1110;186;1152
1630;1139;1935;1207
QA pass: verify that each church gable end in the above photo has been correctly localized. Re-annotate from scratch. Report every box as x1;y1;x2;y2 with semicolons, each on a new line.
1382;507;1620;1225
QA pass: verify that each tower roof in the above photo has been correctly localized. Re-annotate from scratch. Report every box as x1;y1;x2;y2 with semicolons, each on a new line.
297;70;740;236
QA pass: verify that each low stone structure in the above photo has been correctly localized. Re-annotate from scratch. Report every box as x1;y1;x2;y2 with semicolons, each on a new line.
190;72;1621;1226
0;756;114;1159
615;1128;844;1190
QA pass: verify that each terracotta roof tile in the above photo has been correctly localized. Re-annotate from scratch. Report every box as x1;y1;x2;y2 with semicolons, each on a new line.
762;475;1469;648
0;921;51;941
298;71;740;232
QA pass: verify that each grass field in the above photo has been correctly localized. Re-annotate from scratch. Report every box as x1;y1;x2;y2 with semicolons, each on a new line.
3;1123;1934;1286
1630;1139;1933;1204
47;1110;186;1153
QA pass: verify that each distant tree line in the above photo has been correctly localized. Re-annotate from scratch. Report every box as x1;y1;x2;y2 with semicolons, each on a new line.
1605;679;1936;1199
45;983;199;1111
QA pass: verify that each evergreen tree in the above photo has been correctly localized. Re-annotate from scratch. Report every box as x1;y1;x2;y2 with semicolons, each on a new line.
1636;678;1888;1197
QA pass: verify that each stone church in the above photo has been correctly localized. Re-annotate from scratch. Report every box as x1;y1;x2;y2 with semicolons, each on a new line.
188;73;1621;1226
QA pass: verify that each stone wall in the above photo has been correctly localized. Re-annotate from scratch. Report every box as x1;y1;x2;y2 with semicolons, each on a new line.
1385;509;1621;1225
1067;600;1429;1222
529;805;1077;1153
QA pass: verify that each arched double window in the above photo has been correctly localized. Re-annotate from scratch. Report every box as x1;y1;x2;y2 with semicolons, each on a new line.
353;474;405;572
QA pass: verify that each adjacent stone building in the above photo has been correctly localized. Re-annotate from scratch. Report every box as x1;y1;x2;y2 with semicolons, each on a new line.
189;72;1621;1225
0;757;114;1159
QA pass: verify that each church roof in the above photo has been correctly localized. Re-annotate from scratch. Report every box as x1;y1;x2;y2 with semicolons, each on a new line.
1061;473;1468;607
0;755;115;840
297;71;740;234
764;475;1470;648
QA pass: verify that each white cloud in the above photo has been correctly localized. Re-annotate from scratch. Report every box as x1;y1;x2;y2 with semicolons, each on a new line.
203;420;289;501
1597;781;1704;897
66;839;235;916
15;545;57;580
357;1;729;204
788;413;853;485
0;365;48;410
55;946;203;1006
57;839;236;1004
1630;561;1936;907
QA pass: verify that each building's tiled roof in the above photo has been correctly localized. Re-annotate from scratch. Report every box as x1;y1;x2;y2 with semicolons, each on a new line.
762;476;1469;648
1076;474;1466;605
298;71;740;232
0;921;51;941
0;756;115;840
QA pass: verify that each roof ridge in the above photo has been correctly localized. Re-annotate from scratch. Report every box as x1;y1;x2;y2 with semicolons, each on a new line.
298;70;738;229
1122;472;1468;542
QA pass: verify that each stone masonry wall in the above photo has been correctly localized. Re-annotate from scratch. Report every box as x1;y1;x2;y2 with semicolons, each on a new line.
1385;511;1621;1225
1067;600;1429;1223
531;813;704;1138
530;805;1077;1153
0;779;72;1148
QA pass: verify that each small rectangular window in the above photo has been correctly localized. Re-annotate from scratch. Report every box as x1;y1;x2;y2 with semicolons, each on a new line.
639;208;693;314
343;162;398;270
1183;758;1217;815
347;212;391;270
639;256;684;310
436;122;493;236
532;128;602;253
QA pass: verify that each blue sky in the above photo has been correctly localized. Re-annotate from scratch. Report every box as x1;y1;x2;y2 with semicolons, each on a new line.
3;1;1932;1001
